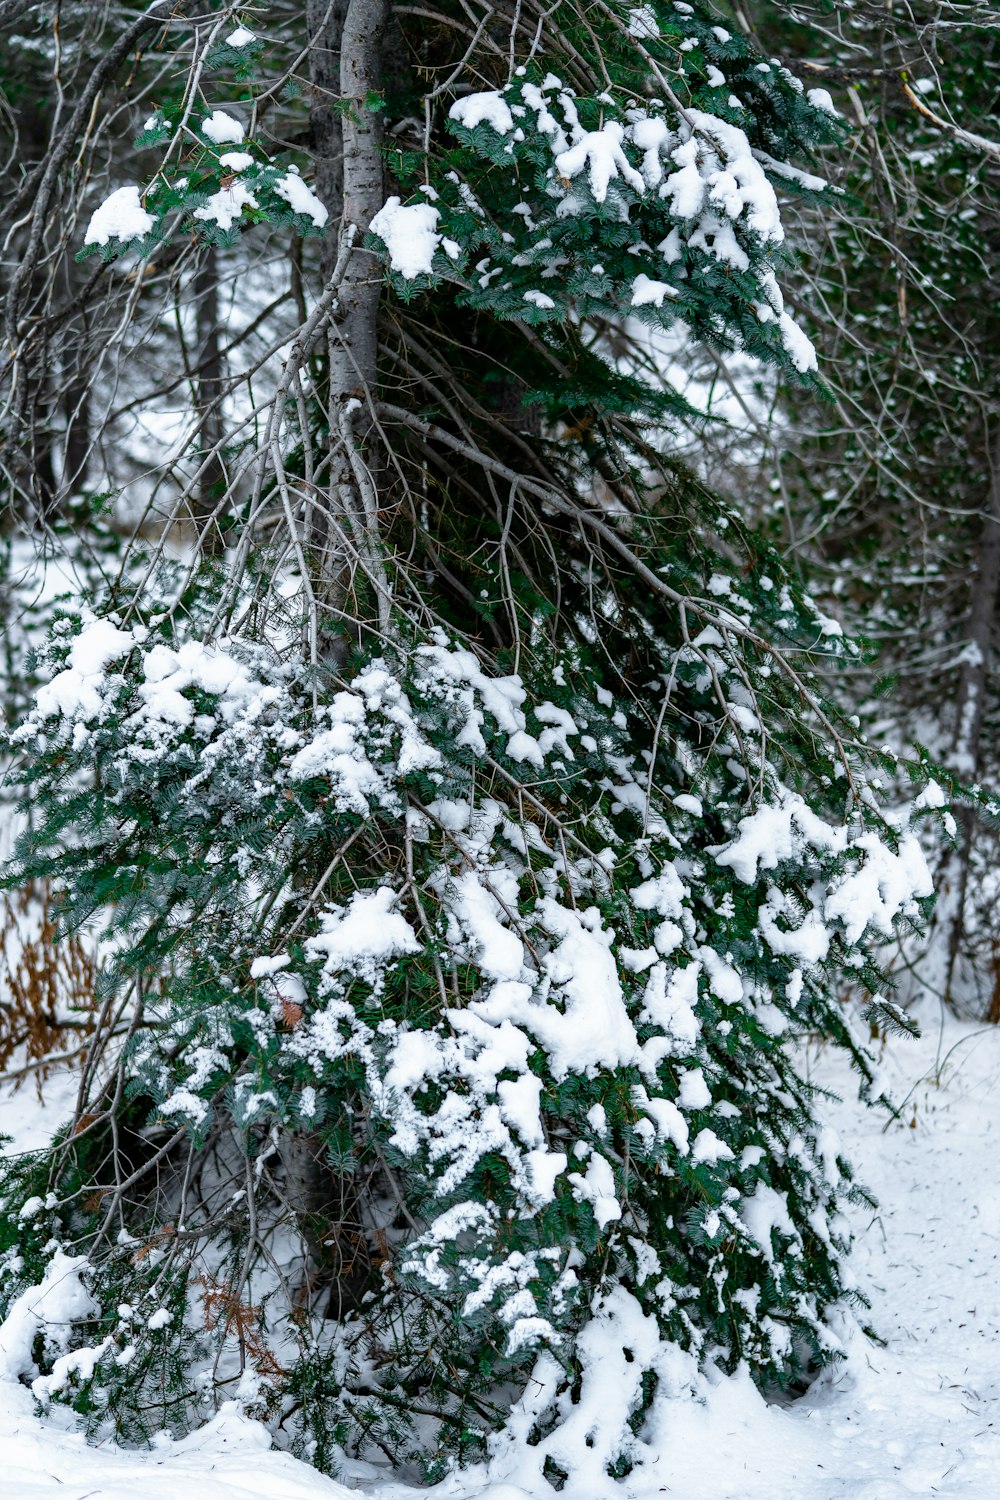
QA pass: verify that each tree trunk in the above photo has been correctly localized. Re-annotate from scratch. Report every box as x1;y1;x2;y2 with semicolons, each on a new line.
938;413;1000;1009
62;366;90;498
192;249;226;551
279;1129;374;1317
306;0;348;283
329;0;388;406
60;255;90;500
278;0;390;1311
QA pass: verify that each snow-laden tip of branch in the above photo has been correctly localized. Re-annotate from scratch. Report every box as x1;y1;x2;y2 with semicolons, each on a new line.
202;109;245;146
369;196;442;277
431;80;821;371
449;90;515;135
305;887;420;981
83;185;155;247
0;1253;97;1382
193;180;259;232
273;170;328;228
555;120;647;203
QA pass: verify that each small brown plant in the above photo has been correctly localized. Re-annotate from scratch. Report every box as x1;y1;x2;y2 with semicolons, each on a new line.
986;938;1000;1026
0;880;98;1093
197;1273;286;1382
279;996;304;1030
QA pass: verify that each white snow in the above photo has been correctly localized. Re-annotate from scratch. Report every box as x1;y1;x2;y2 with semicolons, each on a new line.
753;268;819;371
915;777;947;810
193;179;259;232
807;86;840;116
0;1253;96;1381
714;792;846;883
567;1149;622;1227
630;273;678;307
33;616;134;719
202;110;245;145
740;1181;795;1263
369;197;441;277
555;121;647;204
250;953;291;979
0;1394;363;1500
499;899;641;1080
449;91;515;136
691;1125;734;1164
158;1086;208;1124
758;890;831;964
135;638;275;730
825;830;933;943
84;186;155;247
685;109;785;241
435;82;818;369
32;1335;112;1402
779;308;819;373
627;5;660;39
522;289;556;310
639;1018;1000;1498
673;793;703;816
451;870;526;981
678;1067;711;1109
226;25;257;47
286;685;415;816
273;171;329;228
305;886;419;980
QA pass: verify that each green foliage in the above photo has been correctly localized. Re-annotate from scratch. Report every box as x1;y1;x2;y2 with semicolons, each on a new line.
0;528;941;1479
0;0;954;1489
79;48;329;258
372;0;844;394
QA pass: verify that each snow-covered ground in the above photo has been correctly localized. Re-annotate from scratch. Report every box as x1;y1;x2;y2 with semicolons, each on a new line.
2;1014;999;1499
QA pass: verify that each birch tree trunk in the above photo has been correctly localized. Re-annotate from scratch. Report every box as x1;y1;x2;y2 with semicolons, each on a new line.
329;0;388;408
300;0;390;634
279;0;390;1309
322;0;391;630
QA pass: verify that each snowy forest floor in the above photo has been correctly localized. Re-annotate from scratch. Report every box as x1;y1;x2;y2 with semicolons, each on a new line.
2;1013;999;1500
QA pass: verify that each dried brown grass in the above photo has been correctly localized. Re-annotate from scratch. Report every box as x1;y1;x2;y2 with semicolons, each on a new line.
0;880;97;1093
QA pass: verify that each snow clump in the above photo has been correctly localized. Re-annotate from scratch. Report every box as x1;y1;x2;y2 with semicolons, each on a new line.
84;186;155;248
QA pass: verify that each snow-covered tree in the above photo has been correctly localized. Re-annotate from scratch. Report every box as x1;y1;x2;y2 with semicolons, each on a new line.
0;0;946;1490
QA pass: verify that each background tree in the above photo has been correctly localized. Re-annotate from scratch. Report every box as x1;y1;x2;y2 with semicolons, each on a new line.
735;0;1000;1012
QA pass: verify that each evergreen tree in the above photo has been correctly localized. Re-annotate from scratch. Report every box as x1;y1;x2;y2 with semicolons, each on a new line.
0;0;945;1490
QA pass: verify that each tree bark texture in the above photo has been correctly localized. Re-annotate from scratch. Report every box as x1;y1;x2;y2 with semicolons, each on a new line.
306;0;349;283
192;249;226;549
940;415;1000;1007
309;0;391;621
329;0;389;406
278;0;390;1305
